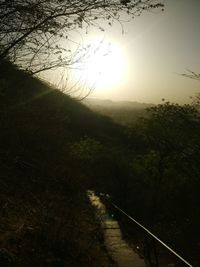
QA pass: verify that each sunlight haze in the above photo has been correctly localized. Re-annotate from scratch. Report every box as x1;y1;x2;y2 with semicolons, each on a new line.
86;0;200;104
46;0;200;104
73;40;127;94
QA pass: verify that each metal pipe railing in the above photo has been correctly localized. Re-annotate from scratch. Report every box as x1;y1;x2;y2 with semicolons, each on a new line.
103;195;193;267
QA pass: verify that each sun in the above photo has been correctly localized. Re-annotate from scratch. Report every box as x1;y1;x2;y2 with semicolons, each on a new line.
73;40;126;92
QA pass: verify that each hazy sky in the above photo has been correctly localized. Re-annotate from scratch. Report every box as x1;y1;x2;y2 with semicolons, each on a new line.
76;0;200;104
45;0;200;104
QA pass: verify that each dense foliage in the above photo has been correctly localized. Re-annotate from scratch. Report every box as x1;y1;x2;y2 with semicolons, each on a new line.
99;102;200;265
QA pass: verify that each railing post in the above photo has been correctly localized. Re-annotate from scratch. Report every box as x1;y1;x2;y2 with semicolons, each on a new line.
153;239;159;267
143;235;153;267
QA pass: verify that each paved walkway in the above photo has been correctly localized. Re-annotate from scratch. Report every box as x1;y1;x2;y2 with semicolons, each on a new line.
88;191;146;267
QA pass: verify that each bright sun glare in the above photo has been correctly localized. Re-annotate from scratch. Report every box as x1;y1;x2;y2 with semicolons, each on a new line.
74;40;126;92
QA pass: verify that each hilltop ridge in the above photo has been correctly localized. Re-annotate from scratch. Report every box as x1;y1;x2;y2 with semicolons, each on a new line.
84;98;154;109
83;98;154;125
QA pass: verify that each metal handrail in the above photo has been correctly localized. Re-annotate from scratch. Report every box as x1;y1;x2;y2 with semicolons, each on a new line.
105;198;193;267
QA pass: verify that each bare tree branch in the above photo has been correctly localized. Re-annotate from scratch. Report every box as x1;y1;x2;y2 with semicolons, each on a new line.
0;0;164;68
0;0;164;98
181;70;200;81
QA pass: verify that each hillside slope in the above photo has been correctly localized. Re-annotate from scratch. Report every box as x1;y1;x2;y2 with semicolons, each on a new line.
0;61;125;267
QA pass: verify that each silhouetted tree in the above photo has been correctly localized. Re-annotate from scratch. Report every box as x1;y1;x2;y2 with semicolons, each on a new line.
181;70;200;107
181;70;200;81
0;0;164;74
141;102;200;182
126;102;200;248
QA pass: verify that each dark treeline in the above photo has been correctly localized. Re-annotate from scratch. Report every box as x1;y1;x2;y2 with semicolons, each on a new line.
84;101;200;266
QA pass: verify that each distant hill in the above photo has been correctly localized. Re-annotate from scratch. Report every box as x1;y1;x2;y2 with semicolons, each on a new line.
83;98;154;125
